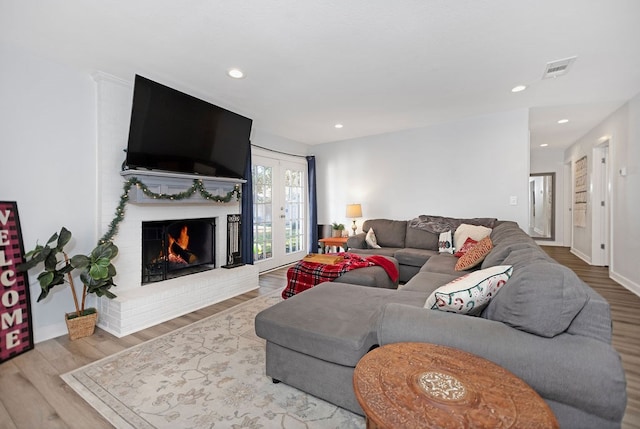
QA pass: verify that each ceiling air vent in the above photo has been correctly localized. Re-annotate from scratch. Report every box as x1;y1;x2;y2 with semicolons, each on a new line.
542;56;577;79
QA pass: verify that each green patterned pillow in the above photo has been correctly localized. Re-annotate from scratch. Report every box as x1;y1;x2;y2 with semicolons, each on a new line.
424;265;513;316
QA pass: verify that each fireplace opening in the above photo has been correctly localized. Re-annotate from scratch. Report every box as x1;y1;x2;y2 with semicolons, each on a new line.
142;218;216;284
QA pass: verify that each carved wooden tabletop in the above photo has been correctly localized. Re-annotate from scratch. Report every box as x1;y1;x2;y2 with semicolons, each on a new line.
353;342;559;429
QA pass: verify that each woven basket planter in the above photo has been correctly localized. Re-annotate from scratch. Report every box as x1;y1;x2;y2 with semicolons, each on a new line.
65;310;98;341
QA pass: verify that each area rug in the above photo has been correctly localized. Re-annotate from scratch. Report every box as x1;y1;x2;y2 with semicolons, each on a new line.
62;291;364;429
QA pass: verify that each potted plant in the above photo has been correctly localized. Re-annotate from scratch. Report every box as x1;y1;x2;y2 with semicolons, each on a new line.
331;222;345;238
17;227;118;340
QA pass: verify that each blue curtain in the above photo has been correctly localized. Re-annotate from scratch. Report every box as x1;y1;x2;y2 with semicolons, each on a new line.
307;156;318;253
241;145;254;264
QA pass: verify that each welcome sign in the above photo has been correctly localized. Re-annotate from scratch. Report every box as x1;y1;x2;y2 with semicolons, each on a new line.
0;201;34;363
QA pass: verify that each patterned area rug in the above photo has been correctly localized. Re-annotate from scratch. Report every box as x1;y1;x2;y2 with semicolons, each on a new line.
62;291;364;429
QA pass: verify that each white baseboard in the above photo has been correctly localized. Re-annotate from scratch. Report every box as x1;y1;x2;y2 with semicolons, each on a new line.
570;247;591;264
610;270;640;299
34;322;68;343
535;240;563;246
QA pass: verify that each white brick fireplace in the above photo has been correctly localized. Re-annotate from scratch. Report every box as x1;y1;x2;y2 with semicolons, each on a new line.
92;73;258;337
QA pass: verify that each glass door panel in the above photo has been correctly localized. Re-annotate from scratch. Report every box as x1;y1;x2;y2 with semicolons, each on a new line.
252;152;307;272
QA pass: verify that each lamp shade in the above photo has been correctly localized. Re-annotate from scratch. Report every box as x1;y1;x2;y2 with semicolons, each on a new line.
346;204;363;218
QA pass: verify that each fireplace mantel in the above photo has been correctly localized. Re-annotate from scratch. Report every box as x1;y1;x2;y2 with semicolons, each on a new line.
120;169;245;204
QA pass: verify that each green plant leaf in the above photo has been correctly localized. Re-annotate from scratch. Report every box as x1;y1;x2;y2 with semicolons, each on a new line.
37;289;49;302
43;249;58;271
103;290;117;299
89;264;108;279
57;227;72;250
37;271;54;287
23;244;44;260
92;242;118;260
16;256;40;272
59;264;74;275
70;254;90;269
45;232;59;246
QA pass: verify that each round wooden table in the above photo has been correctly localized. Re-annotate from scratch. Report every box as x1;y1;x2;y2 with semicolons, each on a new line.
353;342;559;429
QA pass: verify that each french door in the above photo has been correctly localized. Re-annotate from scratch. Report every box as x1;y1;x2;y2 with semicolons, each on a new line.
252;151;307;272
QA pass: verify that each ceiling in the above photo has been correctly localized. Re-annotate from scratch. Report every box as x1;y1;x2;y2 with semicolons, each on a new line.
2;0;639;149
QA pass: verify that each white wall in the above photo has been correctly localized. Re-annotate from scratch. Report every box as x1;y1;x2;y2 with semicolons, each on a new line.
0;43;98;342
311;109;530;231
564;93;640;295
531;147;566;245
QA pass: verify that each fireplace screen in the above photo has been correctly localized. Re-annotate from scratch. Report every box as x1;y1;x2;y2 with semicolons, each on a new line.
142;218;216;284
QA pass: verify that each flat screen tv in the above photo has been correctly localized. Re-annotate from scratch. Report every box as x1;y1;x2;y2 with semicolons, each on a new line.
124;75;252;180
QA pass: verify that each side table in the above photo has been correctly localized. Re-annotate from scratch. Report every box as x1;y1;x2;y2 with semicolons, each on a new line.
353;342;558;429
319;236;349;253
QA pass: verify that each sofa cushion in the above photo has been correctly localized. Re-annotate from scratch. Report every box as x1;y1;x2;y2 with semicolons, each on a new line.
566;286;613;343
483;262;589;338
394;248;438;268
489;221;534;245
405;224;439;250
400;271;462;293
455;236;493;271
421;253;460;275
424;265;513;315
481;242;539;269
255;282;428;367
453;223;492;251
347;247;399;258
501;247;553;271
362;219;407;248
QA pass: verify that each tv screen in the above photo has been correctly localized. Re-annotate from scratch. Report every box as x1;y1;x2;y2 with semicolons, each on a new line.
124;75;252;180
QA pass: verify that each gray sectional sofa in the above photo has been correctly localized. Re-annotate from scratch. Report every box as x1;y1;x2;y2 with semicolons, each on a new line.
345;217;498;282
255;218;627;428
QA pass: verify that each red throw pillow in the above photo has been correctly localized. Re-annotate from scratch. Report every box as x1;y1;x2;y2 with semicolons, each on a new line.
454;237;478;258
455;236;494;271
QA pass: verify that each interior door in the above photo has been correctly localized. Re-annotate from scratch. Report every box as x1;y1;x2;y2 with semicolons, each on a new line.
252;152;307;272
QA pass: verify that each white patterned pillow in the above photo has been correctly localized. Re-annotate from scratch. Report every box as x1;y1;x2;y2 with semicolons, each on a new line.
438;231;454;254
453;224;492;252
365;228;381;249
424;265;513;316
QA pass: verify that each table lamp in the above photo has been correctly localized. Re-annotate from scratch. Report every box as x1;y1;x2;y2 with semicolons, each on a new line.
346;204;363;236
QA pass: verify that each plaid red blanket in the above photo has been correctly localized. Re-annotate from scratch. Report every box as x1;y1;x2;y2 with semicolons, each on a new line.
282;252;399;299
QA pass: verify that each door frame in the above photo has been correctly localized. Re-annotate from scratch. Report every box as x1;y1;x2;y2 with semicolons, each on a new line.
251;147;308;272
591;141;612;267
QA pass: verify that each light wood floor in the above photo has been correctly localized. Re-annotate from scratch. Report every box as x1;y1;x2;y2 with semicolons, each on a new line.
1;248;638;428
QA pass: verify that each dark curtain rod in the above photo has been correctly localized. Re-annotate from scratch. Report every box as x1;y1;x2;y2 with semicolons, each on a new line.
251;143;310;159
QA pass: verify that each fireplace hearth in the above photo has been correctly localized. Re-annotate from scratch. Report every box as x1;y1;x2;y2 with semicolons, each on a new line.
142;218;216;284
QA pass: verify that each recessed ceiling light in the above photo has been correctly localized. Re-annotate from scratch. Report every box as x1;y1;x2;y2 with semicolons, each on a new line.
511;85;527;93
227;68;245;79
334;123;343;129
540;143;549;147
557;119;569;124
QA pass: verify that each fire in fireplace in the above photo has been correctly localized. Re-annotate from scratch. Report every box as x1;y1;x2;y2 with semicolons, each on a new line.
141;218;216;284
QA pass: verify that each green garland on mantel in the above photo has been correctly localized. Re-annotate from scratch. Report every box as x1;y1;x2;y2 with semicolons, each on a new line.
98;177;241;244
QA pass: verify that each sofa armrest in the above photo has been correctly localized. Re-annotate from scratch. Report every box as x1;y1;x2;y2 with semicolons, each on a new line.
347;233;367;249
377;303;626;422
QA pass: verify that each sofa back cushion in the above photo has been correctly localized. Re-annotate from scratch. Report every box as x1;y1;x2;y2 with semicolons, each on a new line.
405;224;439;250
362;219;407;248
489;221;537;247
500;247;554;271
565;285;613;343
481;242;541;269
483;262;589;338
